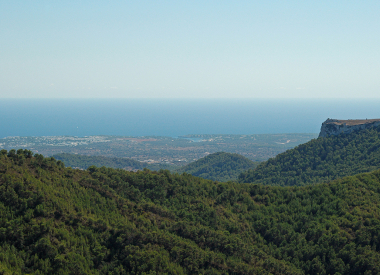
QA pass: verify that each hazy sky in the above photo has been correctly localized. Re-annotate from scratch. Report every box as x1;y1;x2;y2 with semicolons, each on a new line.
1;1;379;98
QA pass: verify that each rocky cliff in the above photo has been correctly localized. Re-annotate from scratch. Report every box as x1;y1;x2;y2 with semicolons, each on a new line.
319;118;380;138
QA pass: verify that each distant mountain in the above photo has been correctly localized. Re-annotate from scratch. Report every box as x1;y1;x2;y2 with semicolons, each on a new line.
239;126;380;186
176;152;259;181
52;153;176;171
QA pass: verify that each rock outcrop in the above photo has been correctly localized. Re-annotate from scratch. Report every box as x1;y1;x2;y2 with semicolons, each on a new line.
319;118;380;138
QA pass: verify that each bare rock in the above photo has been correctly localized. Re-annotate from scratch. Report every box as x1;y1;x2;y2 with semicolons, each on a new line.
319;118;380;138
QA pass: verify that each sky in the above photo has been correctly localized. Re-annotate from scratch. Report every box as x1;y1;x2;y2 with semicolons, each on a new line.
1;1;379;98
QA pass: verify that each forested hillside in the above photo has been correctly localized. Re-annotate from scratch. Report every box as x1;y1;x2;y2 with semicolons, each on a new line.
1;149;380;274
175;152;259;181
239;126;380;186
52;153;175;171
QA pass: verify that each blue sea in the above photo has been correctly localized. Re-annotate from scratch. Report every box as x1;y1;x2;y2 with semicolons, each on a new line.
0;98;379;138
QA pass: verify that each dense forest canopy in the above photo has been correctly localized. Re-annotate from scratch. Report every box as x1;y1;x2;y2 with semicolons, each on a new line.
52;153;176;171
239;126;380;186
175;152;259;182
1;149;380;274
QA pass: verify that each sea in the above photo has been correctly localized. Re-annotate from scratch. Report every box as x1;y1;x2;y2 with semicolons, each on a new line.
0;98;379;138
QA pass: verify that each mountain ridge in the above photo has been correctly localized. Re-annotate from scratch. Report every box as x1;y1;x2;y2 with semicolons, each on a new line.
319;118;380;137
240;125;380;186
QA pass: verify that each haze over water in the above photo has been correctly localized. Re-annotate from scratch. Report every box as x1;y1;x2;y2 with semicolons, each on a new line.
1;98;379;138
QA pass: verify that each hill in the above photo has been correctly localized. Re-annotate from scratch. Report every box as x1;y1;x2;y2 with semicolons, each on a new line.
239;126;380;186
1;149;380;274
52;153;176;171
175;152;259;181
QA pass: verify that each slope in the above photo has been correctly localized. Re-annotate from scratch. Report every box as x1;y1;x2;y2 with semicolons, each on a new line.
0;149;299;275
175;152;259;181
2;149;380;274
239;126;380;186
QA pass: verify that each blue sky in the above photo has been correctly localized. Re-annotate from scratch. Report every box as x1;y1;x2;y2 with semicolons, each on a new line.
1;1;379;98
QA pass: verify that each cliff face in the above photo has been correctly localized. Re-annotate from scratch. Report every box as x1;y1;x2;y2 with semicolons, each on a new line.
319;118;380;138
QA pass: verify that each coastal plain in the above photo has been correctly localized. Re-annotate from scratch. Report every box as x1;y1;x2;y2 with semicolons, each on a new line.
0;133;317;166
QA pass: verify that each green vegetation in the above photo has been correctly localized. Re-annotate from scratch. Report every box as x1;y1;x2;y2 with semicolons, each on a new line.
53;153;145;170
175;152;259;182
53;152;257;180
52;153;176;171
239;126;380;186
2;149;380;274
